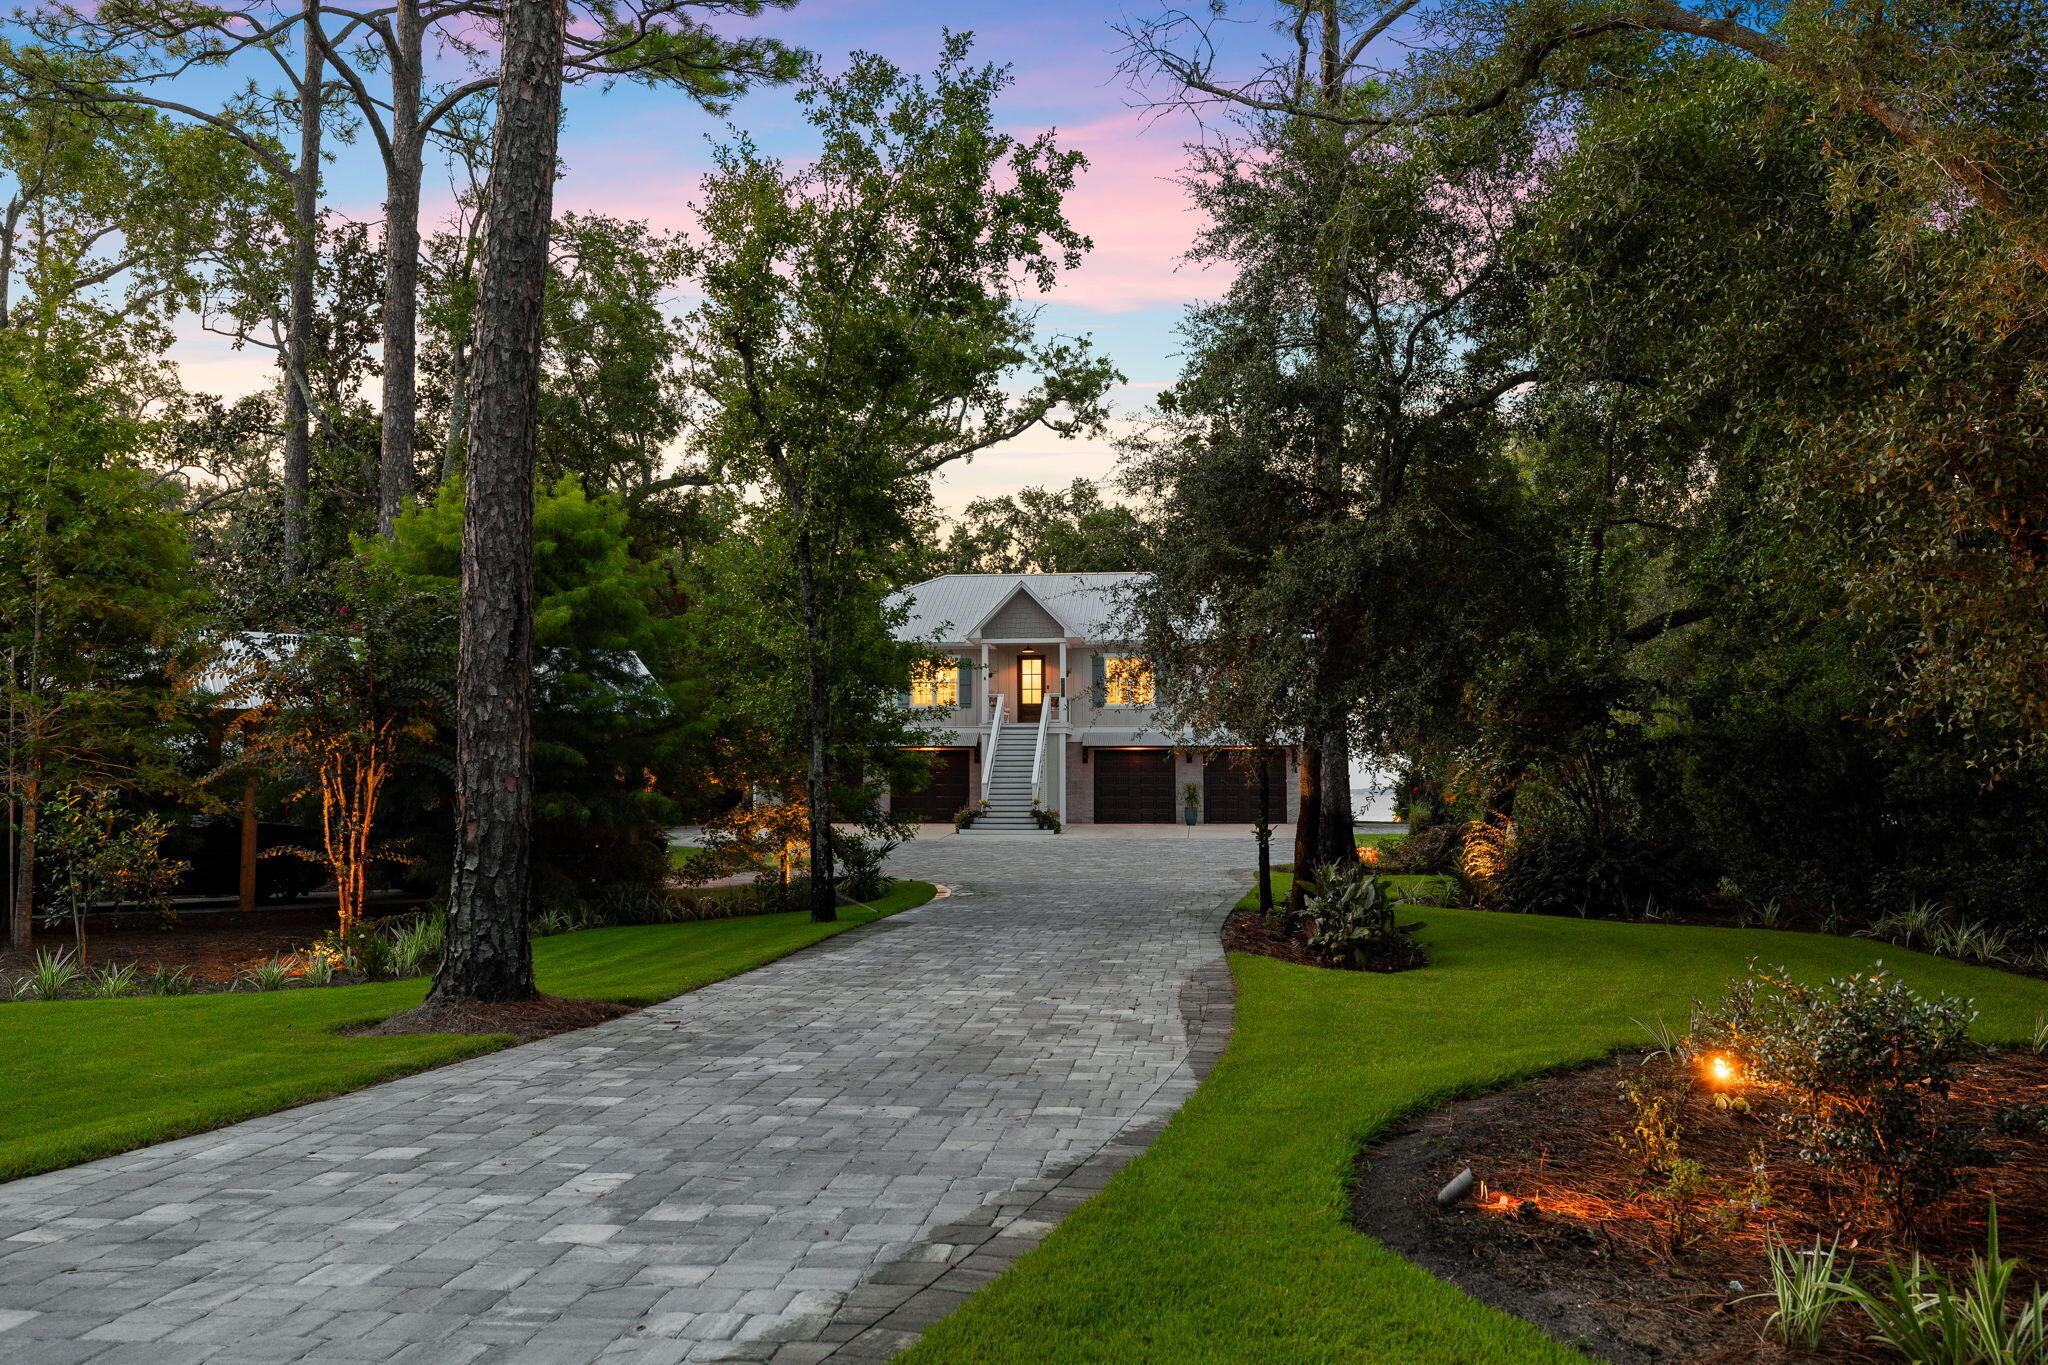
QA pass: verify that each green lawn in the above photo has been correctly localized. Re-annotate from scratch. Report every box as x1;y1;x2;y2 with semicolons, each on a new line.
900;875;2048;1364
0;881;935;1183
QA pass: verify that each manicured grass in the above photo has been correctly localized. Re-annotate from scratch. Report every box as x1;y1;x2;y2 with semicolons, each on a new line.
900;875;2048;1364
0;881;935;1184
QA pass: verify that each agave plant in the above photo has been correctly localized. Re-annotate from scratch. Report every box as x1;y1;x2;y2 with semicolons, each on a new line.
84;962;142;999
141;964;197;996
1743;1234;1849;1350
1834;1206;2048;1363
239;956;297;992
25;949;82;1001
384;912;445;978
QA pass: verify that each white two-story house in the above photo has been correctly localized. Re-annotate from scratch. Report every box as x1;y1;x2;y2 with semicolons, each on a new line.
885;573;1300;831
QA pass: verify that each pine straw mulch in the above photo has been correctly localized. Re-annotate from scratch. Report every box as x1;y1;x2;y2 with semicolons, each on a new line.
1352;1049;2048;1364
1221;907;1429;972
351;994;633;1044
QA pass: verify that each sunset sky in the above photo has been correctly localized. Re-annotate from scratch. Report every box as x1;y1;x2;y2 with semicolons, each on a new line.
158;0;1258;511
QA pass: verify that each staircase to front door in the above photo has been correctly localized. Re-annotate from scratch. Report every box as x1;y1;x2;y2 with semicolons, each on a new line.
964;720;1053;834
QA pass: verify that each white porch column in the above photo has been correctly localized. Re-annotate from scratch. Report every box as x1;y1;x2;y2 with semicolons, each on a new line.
1057;640;1068;705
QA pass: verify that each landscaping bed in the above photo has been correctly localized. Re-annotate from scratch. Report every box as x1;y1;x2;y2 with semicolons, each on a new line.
897;876;2048;1365
1352;1047;2048;1363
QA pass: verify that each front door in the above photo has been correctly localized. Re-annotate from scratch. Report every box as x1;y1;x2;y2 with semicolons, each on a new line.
1017;654;1045;722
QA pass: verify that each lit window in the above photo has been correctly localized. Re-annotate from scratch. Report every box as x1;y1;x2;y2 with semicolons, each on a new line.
910;659;959;708
1104;657;1154;706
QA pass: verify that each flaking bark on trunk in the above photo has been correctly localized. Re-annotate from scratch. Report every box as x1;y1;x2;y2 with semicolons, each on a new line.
9;779;35;952
280;0;322;579
376;0;426;535
432;0;566;1005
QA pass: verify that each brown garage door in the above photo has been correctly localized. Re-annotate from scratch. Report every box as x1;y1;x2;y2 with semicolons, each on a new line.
1093;748;1175;823
894;749;969;823
1203;750;1286;823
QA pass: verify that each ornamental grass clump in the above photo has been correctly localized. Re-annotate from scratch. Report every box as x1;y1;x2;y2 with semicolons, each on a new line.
1690;963;1989;1228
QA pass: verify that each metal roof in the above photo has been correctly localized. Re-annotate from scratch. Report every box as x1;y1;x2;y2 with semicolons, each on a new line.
889;573;1145;644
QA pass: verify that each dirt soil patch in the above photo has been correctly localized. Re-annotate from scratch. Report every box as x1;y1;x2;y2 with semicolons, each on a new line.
352;994;633;1044
1351;1050;2048;1364
0;906;368;985
1221;907;1427;972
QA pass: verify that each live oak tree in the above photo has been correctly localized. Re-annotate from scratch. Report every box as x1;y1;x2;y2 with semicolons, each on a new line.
684;37;1117;922
430;0;567;1006
1123;0;1537;884
935;479;1154;575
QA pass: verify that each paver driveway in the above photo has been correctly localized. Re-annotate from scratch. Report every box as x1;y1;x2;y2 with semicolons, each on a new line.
0;832;1253;1364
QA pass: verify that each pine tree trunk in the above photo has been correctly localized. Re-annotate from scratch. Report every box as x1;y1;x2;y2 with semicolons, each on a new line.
280;0;322;579
377;0;425;535
432;0;565;1005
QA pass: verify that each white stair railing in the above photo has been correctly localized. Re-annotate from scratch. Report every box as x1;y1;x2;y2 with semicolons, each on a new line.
981;692;1007;803
1029;691;1059;808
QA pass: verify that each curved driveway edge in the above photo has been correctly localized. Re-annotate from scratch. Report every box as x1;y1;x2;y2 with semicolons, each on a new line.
0;834;1250;1364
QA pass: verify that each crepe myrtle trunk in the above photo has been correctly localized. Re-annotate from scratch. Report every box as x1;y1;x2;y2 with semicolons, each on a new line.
280;0;322;579
432;0;566;1005
376;0;426;536
794;531;837;923
9;779;36;952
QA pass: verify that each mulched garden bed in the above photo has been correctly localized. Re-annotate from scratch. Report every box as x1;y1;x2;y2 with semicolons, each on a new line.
1221;907;1428;972
1351;1049;2048;1364
0;905;380;985
353;994;633;1043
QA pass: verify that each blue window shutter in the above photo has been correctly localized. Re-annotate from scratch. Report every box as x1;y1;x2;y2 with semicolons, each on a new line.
1090;653;1107;706
956;659;974;711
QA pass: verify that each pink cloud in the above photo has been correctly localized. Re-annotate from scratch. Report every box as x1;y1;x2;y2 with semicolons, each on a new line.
1038;110;1227;313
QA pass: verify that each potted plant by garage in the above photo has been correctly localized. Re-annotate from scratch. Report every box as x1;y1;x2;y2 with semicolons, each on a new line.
1182;781;1200;826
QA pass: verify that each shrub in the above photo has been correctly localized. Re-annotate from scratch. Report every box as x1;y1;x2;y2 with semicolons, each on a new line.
1690;964;1988;1227
1030;802;1062;833
140;964;196;996
351;929;395;980
833;831;897;903
1299;862;1427;971
1381;821;1460;876
1493;821;1696;919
